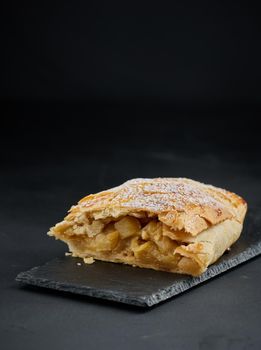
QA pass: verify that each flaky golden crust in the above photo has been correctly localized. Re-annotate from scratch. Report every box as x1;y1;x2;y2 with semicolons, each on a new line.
48;178;247;276
68;178;247;235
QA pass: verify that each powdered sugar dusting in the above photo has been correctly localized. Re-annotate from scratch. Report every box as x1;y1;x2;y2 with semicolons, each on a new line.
81;178;224;213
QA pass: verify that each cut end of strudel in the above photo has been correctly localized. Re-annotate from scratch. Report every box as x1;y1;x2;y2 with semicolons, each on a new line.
48;178;247;276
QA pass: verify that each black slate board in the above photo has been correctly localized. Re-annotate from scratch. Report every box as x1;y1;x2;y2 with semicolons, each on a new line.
16;207;261;307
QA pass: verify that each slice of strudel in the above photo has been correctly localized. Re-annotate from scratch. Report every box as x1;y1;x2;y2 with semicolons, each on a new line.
48;178;247;276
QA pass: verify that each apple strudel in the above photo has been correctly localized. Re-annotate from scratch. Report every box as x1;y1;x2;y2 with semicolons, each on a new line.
48;178;247;276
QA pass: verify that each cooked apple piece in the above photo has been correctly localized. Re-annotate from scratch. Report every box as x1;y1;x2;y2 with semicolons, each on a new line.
94;231;119;251
141;221;162;240
86;220;105;237
114;216;141;238
130;237;156;262
154;236;178;254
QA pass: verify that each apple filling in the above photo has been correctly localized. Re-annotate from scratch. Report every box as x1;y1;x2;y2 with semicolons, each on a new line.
50;214;204;275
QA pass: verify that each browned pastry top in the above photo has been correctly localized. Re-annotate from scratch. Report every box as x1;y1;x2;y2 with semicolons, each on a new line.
68;178;246;236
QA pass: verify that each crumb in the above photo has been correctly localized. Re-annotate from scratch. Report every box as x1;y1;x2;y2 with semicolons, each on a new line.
224;247;231;254
83;257;95;264
65;252;72;256
77;263;82;266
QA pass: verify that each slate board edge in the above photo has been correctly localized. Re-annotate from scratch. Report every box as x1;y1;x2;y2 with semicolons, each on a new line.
15;267;149;307
15;242;261;307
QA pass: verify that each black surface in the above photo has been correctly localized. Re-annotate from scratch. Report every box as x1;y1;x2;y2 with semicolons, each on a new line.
15;207;261;307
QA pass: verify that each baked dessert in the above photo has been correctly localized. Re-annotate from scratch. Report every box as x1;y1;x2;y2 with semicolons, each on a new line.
48;178;247;276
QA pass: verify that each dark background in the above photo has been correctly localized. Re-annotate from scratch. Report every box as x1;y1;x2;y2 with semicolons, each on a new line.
1;0;261;162
2;0;261;102
1;1;261;349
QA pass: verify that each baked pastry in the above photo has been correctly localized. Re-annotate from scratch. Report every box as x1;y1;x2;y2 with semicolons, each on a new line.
48;178;247;276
